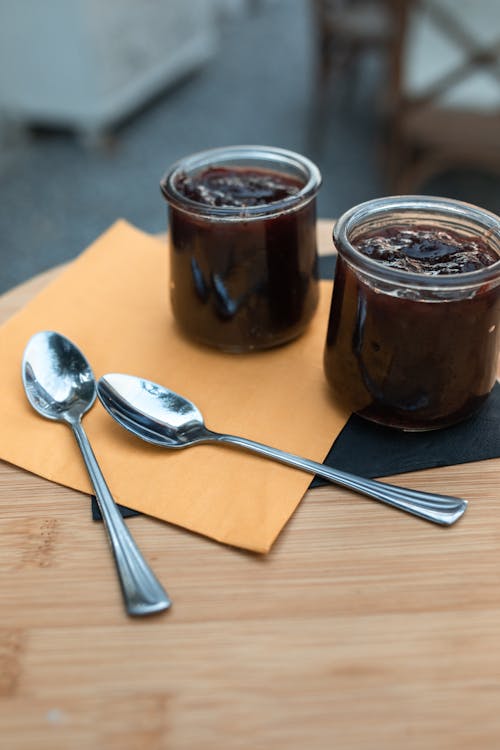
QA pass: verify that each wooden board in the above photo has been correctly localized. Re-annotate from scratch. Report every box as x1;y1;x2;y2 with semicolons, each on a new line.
1;221;500;750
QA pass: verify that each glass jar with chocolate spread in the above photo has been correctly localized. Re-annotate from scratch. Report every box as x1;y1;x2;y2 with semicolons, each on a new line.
324;196;500;430
161;146;321;352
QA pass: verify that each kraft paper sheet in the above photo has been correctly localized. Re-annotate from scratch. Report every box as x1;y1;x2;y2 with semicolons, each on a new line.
0;221;349;552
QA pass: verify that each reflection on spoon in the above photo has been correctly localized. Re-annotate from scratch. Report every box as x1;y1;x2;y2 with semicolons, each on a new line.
97;373;467;527
22;332;171;616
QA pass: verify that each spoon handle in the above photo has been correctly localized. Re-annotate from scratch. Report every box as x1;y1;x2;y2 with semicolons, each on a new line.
213;432;467;526
71;421;171;616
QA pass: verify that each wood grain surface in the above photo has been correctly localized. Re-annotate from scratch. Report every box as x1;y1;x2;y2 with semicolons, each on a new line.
1;221;500;750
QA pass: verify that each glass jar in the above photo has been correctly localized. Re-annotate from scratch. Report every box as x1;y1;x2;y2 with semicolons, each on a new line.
324;196;500;430
160;145;321;352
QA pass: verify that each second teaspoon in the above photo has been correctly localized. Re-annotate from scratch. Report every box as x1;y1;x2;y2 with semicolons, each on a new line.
97;373;467;527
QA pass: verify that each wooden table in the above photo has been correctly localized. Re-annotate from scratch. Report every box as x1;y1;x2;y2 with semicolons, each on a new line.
1;221;500;750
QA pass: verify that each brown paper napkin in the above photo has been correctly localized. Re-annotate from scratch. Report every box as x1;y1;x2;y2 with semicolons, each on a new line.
0;220;349;552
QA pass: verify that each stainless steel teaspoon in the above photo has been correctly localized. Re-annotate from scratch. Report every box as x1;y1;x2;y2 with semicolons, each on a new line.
97;373;467;526
22;332;171;616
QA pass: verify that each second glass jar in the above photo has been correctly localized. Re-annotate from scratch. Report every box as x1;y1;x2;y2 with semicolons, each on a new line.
324;196;500;431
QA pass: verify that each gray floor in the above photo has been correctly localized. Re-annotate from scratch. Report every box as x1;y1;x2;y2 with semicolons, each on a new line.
0;0;499;294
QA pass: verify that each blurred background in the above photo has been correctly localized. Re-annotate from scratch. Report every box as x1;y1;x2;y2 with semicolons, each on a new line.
0;0;499;294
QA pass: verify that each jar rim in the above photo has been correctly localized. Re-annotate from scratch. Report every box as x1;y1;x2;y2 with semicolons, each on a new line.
334;195;500;290
160;145;322;220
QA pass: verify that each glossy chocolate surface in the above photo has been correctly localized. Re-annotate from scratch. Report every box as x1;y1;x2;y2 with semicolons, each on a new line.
354;225;497;275
175;166;302;208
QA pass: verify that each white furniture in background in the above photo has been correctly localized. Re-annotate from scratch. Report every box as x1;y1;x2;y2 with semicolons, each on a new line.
403;0;500;112
386;0;500;191
0;0;218;139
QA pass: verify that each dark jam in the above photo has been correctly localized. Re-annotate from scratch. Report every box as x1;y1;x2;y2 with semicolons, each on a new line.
354;225;497;275
175;167;302;208
168;166;319;351
324;225;500;430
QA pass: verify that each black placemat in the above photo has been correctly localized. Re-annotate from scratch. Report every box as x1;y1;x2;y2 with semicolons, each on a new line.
92;498;139;519
93;254;500;519
311;381;500;487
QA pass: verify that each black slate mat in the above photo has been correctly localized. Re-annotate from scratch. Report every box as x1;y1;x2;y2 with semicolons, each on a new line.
310;381;500;487
93;253;500;519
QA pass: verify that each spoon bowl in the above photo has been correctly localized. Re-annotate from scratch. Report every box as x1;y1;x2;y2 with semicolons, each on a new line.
97;373;206;448
23;331;96;422
97;373;468;526
22;332;171;616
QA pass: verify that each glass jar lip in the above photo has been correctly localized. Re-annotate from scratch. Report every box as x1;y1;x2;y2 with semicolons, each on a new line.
334;195;500;289
160;145;322;220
